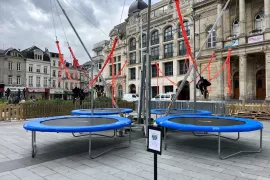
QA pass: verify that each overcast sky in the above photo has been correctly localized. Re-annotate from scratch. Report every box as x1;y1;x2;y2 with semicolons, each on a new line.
0;0;160;65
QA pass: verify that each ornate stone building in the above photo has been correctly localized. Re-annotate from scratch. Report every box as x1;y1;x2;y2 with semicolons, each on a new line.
101;0;270;101
196;0;270;100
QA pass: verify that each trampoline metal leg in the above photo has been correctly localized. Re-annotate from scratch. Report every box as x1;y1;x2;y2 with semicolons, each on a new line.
218;129;262;160
192;132;240;141
164;128;167;150
32;131;37;158
89;126;131;159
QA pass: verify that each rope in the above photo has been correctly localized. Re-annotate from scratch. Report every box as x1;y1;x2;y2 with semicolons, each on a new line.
209;49;232;81
55;41;72;81
65;0;107;37
227;53;232;96
88;38;118;87
53;0;69;43
106;60;127;85
120;0;127;23
175;0;198;73
50;0;57;39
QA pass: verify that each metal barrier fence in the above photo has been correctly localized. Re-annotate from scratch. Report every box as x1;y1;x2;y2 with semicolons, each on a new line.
135;100;228;116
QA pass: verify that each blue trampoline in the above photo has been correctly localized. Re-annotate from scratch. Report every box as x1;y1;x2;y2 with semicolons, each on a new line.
24;115;132;158
71;108;133;115
151;108;212;116
156;115;263;159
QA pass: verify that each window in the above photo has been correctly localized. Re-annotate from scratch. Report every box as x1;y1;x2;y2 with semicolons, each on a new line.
129;38;136;51
151;46;159;61
52;80;56;88
53;70;56;77
29;76;33;87
232;20;239;36
164;62;173;76
109;65;112;76
179;41;186;56
141;34;147;48
118;85;123;98
151;30;159;45
58;70;61;77
29;64;33;72
179;60;189;75
17;63;21;71
207;26;216;48
8;62;12;70
44;77;47;87
179;21;190;38
98;62;102;70
36;65;41;73
58;82;61;88
130;68;136;80
65;82;68;90
53;60;56;66
152;64;158;77
255;12;264;31
164;86;173;93
44;66;48;74
129;52;136;64
164;43;174;58
152;87;159;98
118;63;121;74
36;77;41;87
164;26;173;42
17;76;21;85
118;56;121;62
70;83;73;90
8;76;12;85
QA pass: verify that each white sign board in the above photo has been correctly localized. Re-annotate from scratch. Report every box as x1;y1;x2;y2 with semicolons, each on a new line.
147;126;162;155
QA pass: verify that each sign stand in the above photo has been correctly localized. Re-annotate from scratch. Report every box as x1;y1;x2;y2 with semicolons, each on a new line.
147;125;162;180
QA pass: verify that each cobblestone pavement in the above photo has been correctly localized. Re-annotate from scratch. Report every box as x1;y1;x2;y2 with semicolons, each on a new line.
0;120;270;180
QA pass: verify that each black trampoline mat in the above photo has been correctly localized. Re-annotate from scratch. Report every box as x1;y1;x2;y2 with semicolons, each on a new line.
157;109;197;114
41;118;118;127
169;118;246;126
80;108;124;112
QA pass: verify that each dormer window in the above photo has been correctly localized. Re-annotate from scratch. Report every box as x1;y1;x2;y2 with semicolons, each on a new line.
34;54;43;60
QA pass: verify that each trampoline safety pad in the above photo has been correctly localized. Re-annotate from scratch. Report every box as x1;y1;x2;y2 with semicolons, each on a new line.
156;115;263;132
71;108;133;115
24;115;132;133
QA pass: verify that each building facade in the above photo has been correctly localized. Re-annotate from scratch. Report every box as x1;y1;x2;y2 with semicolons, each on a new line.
103;0;194;100
22;46;51;100
83;40;110;98
100;0;270;101
0;48;27;98
194;0;270;101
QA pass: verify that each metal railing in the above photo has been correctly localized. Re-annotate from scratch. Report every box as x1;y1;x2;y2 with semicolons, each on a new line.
134;100;228;116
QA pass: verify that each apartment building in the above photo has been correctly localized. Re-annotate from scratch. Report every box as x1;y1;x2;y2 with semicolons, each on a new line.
21;46;51;99
0;48;26;98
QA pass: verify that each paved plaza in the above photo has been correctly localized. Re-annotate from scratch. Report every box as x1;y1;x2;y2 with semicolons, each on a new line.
0;120;270;180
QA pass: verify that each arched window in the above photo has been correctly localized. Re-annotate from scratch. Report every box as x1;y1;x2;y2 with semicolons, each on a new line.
207;26;216;48
232;20;239;36
141;34;147;48
151;30;159;45
164;26;173;42
179;21;190;38
255;12;264;31
129;38;136;51
118;85;123;99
